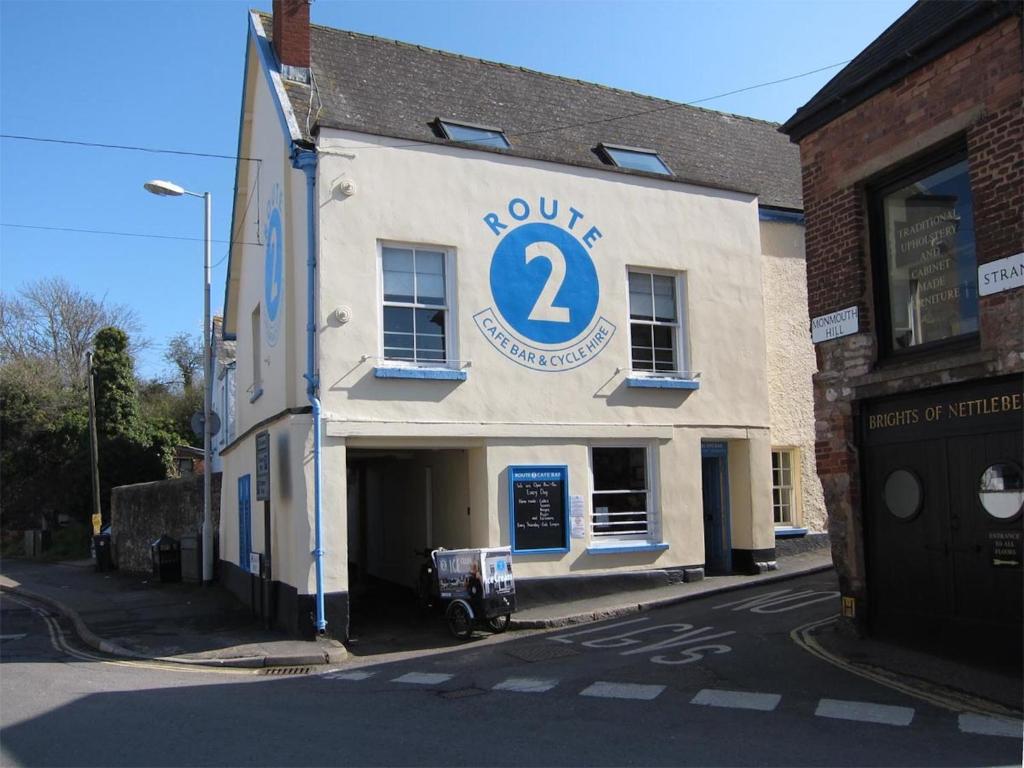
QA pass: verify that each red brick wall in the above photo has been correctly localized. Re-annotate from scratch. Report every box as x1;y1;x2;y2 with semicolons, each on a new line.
800;16;1023;319
794;14;1023;617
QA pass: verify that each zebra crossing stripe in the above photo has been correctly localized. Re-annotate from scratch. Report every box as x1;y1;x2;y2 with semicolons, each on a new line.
815;698;915;726
691;689;781;711
580;681;665;700
324;670;1019;741
493;677;559;693
322;670;376;681
393;672;453;685
958;713;1022;739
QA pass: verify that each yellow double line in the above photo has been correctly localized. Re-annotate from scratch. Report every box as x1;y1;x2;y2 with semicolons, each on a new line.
791;614;1020;720
3;593;254;677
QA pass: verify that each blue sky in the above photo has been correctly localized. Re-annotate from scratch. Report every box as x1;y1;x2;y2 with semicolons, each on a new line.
1;0;913;381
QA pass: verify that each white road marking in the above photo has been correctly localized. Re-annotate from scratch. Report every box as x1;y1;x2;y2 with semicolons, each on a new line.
579;681;665;701
0;634;27;641
548;618;649;644
392;672;453;685
714;589;840;614
815;698;915;726
958;713;1023;739
691;689;781;711
493;677;559;693
322;670;376;681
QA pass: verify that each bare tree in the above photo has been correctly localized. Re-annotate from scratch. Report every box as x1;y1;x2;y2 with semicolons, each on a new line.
164;332;204;390
0;277;144;382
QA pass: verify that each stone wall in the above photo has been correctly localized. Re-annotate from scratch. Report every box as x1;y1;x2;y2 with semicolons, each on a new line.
110;474;222;574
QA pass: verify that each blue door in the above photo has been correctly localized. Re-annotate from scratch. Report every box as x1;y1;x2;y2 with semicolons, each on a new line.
701;442;732;575
238;474;252;571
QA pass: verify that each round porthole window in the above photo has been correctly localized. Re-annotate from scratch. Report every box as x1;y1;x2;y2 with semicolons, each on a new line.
978;463;1024;520
884;469;922;520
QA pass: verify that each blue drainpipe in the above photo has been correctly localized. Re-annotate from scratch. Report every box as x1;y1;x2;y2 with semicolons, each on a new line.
291;145;326;635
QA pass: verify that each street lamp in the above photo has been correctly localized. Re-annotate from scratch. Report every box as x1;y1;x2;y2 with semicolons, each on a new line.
145;178;213;585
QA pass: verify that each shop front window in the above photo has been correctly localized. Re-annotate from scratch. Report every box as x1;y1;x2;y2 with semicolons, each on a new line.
876;153;978;352
591;446;651;540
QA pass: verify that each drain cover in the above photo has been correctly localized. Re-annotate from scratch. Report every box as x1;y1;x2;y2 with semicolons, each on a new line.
505;644;580;662
260;666;312;676
440;687;487;700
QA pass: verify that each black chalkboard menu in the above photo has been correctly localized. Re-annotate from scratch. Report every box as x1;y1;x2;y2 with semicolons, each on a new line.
508;466;569;553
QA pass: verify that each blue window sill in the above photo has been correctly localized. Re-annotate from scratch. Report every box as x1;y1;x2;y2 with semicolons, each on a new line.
249;386;264;403
774;527;807;539
626;376;699;390
587;542;669;555
374;366;467;381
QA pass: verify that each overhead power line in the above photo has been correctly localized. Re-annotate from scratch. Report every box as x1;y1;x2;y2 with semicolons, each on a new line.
0;57;850;158
511;59;852;139
1;222;260;248
0;134;260;162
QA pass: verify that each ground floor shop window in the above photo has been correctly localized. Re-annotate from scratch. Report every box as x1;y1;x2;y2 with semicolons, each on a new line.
772;449;798;526
591;446;651;540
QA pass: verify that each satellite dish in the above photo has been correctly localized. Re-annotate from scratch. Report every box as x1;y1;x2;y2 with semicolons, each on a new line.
191;411;222;438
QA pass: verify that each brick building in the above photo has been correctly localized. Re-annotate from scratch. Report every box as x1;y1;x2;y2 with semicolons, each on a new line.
782;0;1022;662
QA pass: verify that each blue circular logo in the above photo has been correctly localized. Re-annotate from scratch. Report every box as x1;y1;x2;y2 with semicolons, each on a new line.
489;222;599;344
264;207;283;324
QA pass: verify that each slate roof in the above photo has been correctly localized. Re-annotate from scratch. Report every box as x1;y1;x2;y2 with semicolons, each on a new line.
782;0;1022;141
258;12;803;211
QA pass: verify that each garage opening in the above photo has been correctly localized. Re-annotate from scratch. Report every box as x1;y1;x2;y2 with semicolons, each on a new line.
345;448;471;650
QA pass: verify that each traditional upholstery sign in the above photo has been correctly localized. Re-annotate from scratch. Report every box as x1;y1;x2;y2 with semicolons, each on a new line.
475;197;615;371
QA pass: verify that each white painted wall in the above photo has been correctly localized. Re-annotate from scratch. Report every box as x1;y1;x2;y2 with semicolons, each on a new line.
760;220;827;533
221;48;803;605
315;130;771;431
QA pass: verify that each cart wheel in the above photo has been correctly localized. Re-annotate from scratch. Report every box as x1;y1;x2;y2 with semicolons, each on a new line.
446;602;473;640
486;613;511;634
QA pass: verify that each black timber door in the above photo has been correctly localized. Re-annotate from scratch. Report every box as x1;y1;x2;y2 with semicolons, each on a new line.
862;376;1023;663
946;430;1023;634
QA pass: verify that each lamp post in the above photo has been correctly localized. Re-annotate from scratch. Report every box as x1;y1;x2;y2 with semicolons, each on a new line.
145;179;213;585
85;350;102;537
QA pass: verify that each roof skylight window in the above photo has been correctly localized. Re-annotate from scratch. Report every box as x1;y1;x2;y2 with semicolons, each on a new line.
599;143;672;175
437;120;510;149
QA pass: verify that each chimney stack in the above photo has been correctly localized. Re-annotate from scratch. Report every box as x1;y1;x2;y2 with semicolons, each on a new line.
272;0;310;81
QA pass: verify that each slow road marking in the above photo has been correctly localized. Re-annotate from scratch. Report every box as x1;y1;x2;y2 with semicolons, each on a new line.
815;698;915;726
580;681;665;701
691;689;781;711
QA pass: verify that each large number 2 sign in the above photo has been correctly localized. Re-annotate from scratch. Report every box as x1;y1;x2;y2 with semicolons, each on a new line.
525;243;570;323
489;221;600;345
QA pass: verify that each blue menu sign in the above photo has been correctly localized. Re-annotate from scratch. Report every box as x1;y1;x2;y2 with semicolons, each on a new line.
508;465;569;554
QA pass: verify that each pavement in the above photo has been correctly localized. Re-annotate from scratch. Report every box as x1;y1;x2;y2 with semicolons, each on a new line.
1;548;1020;714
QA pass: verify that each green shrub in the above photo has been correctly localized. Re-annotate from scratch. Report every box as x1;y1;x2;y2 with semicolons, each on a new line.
44;523;91;561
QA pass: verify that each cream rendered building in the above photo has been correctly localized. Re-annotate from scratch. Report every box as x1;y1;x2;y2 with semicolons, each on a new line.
218;0;824;637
